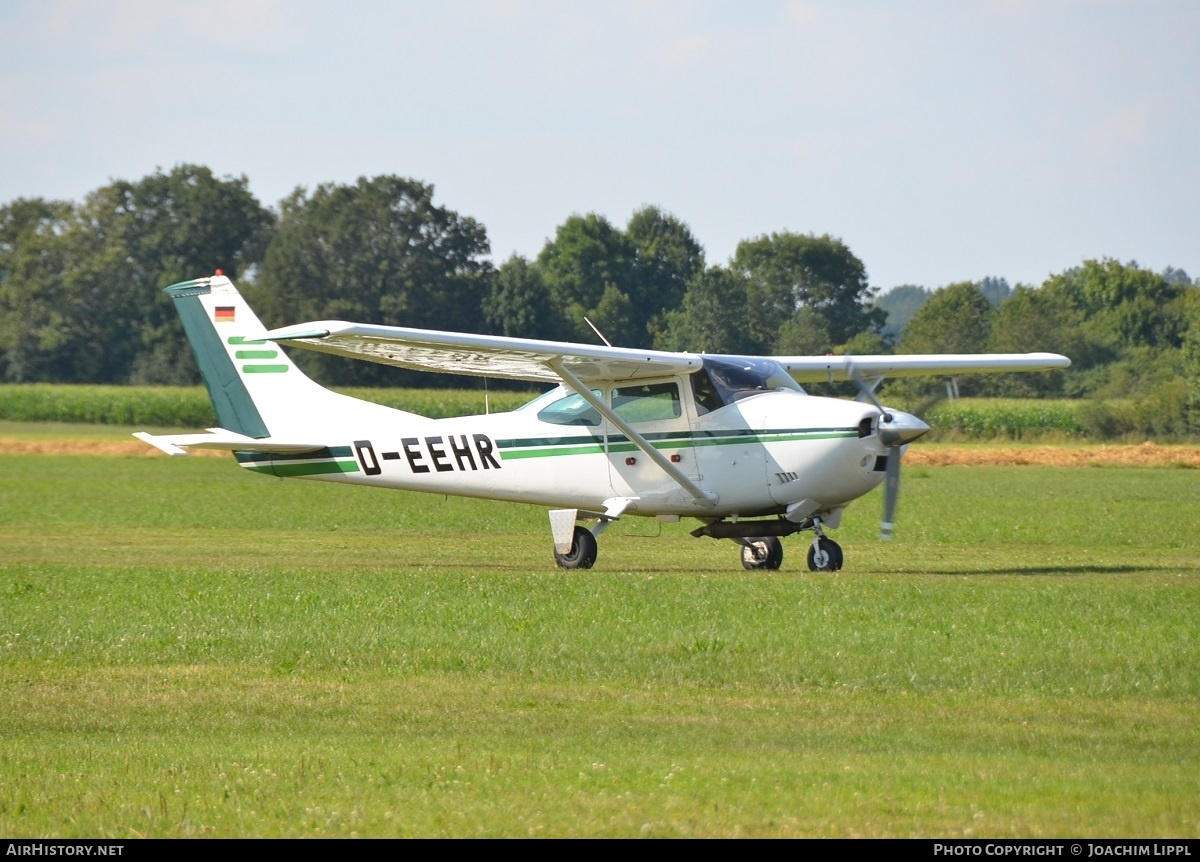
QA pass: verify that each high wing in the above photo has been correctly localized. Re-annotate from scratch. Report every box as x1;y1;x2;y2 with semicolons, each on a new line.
265;320;1069;385
265;321;704;383
778;353;1071;384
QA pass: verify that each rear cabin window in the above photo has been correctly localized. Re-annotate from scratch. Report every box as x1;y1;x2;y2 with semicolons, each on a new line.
612;382;682;423
536;390;602;426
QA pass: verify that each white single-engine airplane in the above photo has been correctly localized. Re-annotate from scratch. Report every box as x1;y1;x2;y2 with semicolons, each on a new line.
136;274;1069;571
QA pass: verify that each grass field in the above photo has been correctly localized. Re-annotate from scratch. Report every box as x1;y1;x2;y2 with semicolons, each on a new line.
1;446;1198;837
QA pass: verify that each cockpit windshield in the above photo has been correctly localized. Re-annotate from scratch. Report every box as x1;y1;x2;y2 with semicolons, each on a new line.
692;357;804;415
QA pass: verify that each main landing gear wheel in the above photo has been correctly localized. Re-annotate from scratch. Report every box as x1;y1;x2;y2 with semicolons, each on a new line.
554;525;598;570
741;536;784;570
806;537;843;572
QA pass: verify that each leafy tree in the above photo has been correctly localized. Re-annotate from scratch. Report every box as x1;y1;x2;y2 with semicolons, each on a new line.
874;284;930;340
978;276;1013;307
1163;266;1192;285
0;198;75;382
107;165;274;383
536;213;638;344
106;164;272;287
899;282;992;355
840;329;889;356
894;282;992;396
1181;288;1200;431
986;284;1084;396
731;232;884;352
1036;260;1190;399
586;284;633;346
625;206;705;343
258;176;491;386
0;166;272;384
535;207;705;348
0;198;71;281
1042;259;1186;352
484;254;560;340
774;306;832;355
655;266;760;355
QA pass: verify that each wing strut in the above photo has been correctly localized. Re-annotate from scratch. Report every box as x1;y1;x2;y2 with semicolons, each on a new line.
548;358;717;509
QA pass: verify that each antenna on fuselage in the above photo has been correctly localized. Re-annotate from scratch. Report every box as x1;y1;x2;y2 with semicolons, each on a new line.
583;317;613;347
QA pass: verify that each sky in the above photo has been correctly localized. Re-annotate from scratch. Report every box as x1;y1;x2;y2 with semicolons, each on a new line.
1;0;1197;291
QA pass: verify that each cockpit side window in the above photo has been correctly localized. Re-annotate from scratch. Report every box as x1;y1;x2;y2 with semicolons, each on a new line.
690;368;724;416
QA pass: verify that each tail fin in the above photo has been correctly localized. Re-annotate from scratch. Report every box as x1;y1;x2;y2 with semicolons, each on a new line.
164;274;413;439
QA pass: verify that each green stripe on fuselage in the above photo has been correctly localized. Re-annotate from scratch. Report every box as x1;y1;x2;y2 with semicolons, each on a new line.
234;446;353;463
497;434;603;450
500;443;607;460
754;431;856;444
234;446;359;477
240;460;361;477
496;427;857;460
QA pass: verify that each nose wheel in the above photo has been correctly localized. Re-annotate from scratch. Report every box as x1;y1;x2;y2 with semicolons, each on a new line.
807;536;843;571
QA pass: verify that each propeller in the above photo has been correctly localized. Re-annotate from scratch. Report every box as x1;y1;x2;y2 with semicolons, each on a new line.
847;363;933;540
880;439;902;541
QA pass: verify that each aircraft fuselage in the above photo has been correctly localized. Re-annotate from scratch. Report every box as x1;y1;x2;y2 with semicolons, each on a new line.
234;385;900;522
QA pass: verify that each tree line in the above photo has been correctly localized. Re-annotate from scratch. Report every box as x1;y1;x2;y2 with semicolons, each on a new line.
2;165;1198;426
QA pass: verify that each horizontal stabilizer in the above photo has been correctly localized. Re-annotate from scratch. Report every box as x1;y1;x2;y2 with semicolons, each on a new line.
133;429;329;457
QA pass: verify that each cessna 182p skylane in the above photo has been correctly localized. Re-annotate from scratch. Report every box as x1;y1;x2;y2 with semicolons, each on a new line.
136;274;1069;571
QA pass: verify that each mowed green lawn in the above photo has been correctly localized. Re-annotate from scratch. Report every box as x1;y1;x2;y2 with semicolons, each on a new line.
0;450;1197;838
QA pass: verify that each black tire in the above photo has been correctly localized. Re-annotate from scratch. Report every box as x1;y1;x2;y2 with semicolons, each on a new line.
806;537;843;572
554;525;598;569
741;536;784;570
